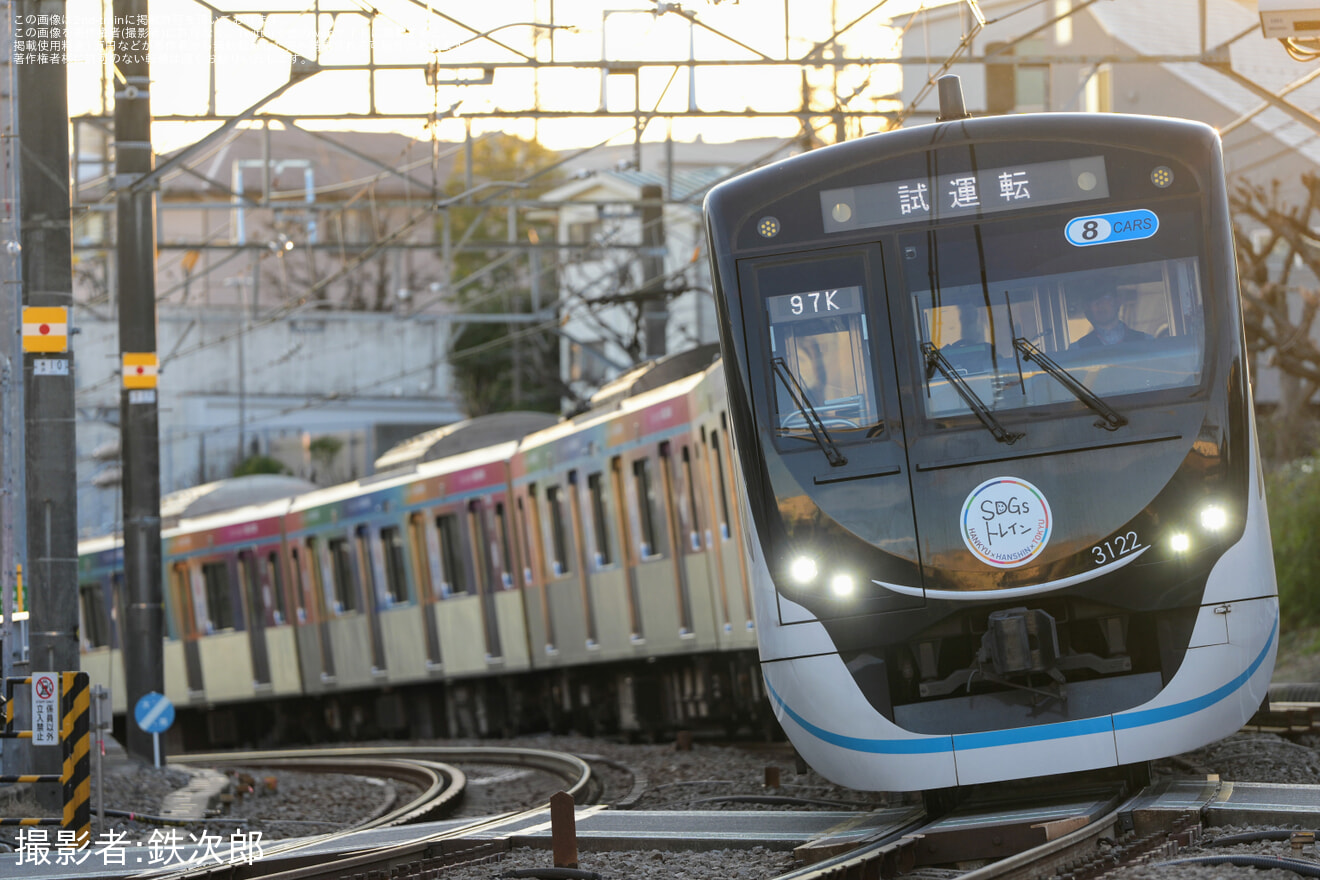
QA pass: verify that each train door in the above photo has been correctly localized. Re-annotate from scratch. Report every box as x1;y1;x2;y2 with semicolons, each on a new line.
238;550;273;688
169;562;205;696
467;499;503;659
407;512;444;668
353;525;388;673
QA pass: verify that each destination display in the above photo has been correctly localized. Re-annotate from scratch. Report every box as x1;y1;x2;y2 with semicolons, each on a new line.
820;155;1109;233
766;285;864;322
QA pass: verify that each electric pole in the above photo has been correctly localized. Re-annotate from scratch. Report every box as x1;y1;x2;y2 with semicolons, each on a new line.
114;0;165;764
17;0;79;805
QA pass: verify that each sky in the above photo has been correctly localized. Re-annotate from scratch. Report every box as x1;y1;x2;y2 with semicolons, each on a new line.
60;0;956;153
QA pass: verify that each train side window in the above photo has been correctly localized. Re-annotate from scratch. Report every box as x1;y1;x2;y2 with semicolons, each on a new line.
681;447;703;550
710;430;732;539
633;457;664;557
380;525;409;605
289;546;308;623
494;502;514;587
265;552;287;624
79;583;109;649
435;513;468;595
546;485;571;576
201;560;235;632
587;472;612;567
328;536;358;613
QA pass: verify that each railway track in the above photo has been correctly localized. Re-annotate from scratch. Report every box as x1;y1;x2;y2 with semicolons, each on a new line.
122;707;1320;880
134;744;596;880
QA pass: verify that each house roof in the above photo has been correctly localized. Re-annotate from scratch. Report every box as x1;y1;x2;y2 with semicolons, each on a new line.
1088;0;1320;170
155;126;457;201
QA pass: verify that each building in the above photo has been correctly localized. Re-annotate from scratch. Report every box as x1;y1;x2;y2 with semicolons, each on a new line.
541;137;802;403
896;0;1320;411
72;125;471;535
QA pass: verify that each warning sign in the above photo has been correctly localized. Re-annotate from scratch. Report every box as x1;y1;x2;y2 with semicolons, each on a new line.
31;672;58;746
122;352;158;389
21;307;68;353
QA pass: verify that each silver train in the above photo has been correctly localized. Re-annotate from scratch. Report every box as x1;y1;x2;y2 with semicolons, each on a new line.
703;109;1279;791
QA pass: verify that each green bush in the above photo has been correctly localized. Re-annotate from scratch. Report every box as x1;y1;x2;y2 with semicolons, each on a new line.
232;454;290;477
1267;455;1320;628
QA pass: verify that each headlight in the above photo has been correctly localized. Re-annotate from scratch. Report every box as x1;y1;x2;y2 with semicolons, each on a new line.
1169;532;1191;553
830;573;856;597
1199;505;1228;532
789;556;818;585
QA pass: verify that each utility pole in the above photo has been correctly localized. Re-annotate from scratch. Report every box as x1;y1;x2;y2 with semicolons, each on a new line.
639;184;668;359
0;1;24;691
114;0;164;764
16;0;78;806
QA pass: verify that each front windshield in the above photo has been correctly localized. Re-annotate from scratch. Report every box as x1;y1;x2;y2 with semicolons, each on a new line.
909;255;1205;419
766;285;883;441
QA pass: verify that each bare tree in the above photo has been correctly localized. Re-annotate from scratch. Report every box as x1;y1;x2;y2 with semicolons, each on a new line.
1231;174;1320;463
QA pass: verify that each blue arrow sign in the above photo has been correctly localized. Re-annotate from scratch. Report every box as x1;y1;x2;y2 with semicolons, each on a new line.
134;691;175;735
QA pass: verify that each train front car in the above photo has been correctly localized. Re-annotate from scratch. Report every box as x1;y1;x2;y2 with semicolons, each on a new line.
703;113;1277;792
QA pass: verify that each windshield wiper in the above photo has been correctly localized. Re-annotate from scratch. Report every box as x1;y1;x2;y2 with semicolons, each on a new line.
771;357;847;467
921;342;1023;444
1012;337;1127;431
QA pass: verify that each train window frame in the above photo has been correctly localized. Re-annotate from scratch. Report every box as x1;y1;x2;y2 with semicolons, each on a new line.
407;513;438;603
681;446;704;552
79;582;110;650
265;550;287;625
435;512;469;596
468;498;497;596
709;429;732;540
632;455;666;559
167;562;193;641
327;535;359;613
545;484;572;577
895;206;1212;429
201;559;235;632
514;494;538;588
237;549;262;630
740;248;889;456
305;536;330;619
586;471;613;568
494;501;515;588
289;545;309;623
353;526;377;610
380;524;410;606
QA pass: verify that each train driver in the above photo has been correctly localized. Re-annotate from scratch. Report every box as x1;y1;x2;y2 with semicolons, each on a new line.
1076;284;1151;348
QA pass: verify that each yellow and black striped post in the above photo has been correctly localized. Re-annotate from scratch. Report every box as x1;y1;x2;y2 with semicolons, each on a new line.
0;674;91;845
60;672;90;847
